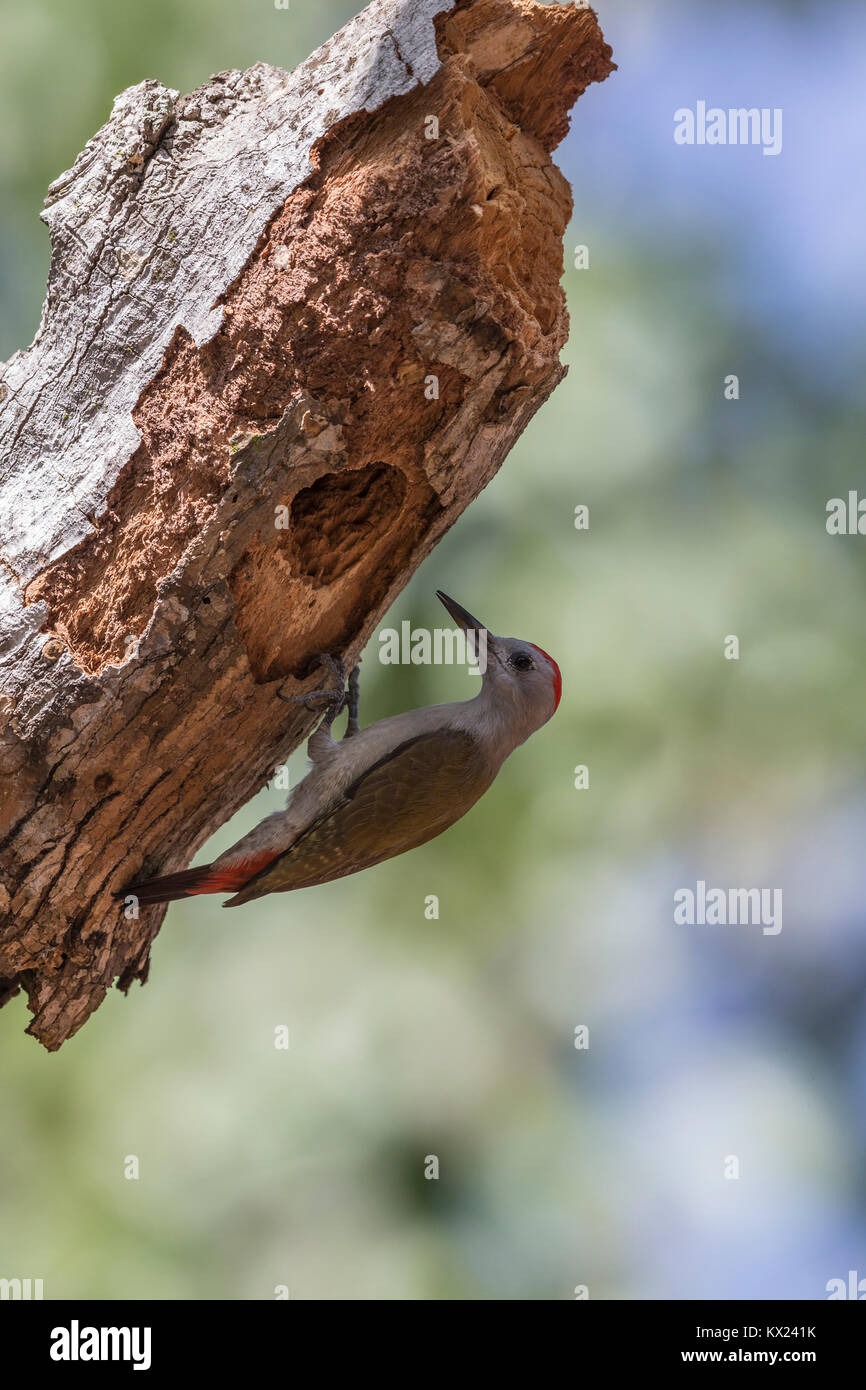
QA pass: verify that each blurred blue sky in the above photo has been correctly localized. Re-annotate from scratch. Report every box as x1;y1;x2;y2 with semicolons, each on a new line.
1;0;864;1302
561;0;865;390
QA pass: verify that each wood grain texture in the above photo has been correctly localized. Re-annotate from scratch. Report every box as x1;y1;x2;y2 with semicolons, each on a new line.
0;0;613;1048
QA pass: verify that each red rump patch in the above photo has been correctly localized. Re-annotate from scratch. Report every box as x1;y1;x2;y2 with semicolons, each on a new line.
189;851;279;894
528;643;562;711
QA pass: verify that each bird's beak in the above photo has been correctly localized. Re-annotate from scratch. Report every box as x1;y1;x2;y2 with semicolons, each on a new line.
436;591;487;636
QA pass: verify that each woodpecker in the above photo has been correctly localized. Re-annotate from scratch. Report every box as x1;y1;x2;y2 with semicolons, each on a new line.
121;592;561;908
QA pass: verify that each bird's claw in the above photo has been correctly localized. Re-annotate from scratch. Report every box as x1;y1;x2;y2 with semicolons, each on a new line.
276;654;347;710
276;654;360;737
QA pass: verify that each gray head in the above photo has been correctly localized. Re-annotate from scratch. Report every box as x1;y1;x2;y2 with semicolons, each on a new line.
436;591;562;733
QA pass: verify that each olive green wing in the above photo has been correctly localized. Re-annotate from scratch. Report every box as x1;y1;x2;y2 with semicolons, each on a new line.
225;729;493;905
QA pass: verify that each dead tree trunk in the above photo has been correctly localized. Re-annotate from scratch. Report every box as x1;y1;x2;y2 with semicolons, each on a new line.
0;0;613;1048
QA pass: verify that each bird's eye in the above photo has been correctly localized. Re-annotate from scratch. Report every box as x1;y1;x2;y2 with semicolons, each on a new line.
510;652;534;672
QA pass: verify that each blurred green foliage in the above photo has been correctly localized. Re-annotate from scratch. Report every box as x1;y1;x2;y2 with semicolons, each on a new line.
1;0;864;1300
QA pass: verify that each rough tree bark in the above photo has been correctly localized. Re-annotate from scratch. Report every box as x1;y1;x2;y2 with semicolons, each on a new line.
0;0;613;1048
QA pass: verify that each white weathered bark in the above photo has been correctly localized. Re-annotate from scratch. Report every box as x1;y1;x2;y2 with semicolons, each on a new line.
0;0;613;1047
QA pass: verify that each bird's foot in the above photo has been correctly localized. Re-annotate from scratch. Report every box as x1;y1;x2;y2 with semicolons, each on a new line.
344;662;361;738
277;655;361;735
277;654;347;724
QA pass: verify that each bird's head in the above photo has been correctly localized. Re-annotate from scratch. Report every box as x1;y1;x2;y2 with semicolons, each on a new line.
436;590;562;732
